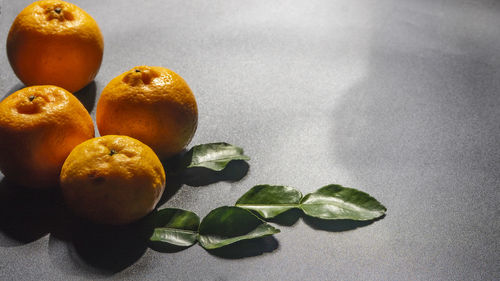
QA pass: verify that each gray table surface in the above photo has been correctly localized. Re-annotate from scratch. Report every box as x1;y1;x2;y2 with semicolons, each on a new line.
1;0;499;280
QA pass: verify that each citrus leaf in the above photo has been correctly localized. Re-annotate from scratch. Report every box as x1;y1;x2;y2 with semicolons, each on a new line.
150;208;200;247
198;206;280;250
235;185;302;218
184;143;250;171
300;184;387;220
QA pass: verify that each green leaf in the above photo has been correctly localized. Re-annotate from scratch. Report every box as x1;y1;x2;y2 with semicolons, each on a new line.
198;206;280;250
150;208;200;247
300;184;387;220
184;143;250;171
235;185;303;218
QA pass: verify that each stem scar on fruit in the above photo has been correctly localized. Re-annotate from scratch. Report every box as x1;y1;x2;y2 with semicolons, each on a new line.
135;69;141;73
109;149;117;156
55;7;62;14
28;95;35;101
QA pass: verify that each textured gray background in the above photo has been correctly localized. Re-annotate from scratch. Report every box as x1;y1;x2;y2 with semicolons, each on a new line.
0;0;499;280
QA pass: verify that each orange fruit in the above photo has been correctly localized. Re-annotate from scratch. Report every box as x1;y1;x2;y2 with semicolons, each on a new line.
6;0;104;93
96;66;198;159
60;135;166;225
0;85;94;188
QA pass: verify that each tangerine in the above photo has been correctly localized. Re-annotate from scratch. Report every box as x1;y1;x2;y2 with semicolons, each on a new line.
0;85;94;188
60;135;166;225
96;66;198;159
6;0;104;92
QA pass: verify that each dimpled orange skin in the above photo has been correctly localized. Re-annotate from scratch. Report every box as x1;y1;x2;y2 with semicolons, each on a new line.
96;66;198;159
0;85;94;188
60;135;166;225
7;0;103;93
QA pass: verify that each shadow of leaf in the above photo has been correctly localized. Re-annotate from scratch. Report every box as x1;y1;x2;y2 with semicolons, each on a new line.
148;241;193;253
206;236;279;259
182;160;249;187
302;214;385;232
266;208;302;227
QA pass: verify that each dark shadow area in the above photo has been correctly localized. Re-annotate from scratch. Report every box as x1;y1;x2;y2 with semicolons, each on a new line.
182;160;249;187
157;173;183;207
0;178;63;246
0;177;154;273
302;215;385;232
62;218;152;274
47;210;159;275
160;150;188;174
266;208;302;226
157;153;186;206
73;81;97;113
2;83;25;101
207;236;279;259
